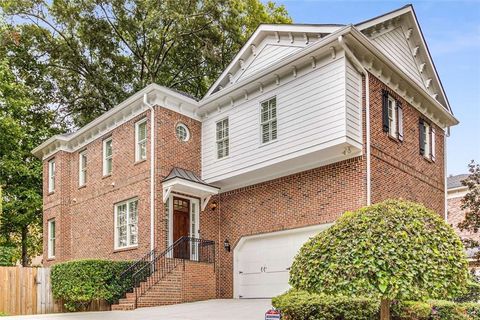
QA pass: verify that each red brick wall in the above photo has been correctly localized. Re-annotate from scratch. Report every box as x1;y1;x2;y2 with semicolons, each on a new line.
205;158;366;298
182;262;217;302
448;191;480;242
368;74;446;216
42;106;202;265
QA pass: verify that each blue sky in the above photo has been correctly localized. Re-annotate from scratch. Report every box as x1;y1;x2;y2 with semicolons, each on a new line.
275;0;480;175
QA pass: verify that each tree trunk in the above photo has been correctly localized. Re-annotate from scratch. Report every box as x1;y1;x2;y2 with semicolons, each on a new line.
21;226;28;267
380;299;391;320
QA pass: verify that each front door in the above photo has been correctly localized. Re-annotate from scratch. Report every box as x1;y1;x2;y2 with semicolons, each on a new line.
173;197;190;259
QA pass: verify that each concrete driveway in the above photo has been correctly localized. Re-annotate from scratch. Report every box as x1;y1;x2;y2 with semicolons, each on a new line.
2;299;273;320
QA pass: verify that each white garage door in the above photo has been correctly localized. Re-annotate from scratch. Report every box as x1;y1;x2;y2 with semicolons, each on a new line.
234;224;331;299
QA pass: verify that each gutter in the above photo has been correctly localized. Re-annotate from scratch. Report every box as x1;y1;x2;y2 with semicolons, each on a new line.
143;93;156;254
338;35;371;206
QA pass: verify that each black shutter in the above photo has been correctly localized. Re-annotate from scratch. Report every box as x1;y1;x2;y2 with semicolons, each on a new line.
396;100;404;141
382;90;389;132
419;119;425;155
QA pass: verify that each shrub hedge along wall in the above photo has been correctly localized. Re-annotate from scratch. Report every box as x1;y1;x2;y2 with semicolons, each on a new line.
51;259;131;311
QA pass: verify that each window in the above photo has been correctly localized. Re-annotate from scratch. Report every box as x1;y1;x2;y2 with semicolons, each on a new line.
176;123;190;142
48;159;55;193
135;119;147;161
419;119;436;161
260;97;277;143
48;219;56;259
114;198;139;249
79;151;87;186
103;138;113;176
382;90;403;141
216;118;229;159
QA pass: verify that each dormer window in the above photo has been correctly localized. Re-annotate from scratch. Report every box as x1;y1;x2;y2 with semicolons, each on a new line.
260;97;277;144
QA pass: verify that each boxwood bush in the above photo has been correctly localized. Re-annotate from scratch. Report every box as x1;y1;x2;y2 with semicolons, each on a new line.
51;259;132;311
273;290;480;320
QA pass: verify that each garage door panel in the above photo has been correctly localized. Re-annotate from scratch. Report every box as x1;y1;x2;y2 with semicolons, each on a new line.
236;225;329;299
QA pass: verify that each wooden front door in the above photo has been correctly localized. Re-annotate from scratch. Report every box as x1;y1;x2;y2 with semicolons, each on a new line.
173;197;190;259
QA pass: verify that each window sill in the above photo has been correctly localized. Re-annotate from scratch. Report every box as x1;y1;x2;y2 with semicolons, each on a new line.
46;257;55;261
423;155;434;163
102;174;112;179
215;155;230;162
78;184;87;190
113;245;138;253
134;159;147;166
387;134;401;143
47;191;55;196
259;139;278;148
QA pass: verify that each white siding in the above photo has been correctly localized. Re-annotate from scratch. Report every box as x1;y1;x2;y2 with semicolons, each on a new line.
345;60;362;144
202;57;361;183
371;27;425;88
237;44;302;82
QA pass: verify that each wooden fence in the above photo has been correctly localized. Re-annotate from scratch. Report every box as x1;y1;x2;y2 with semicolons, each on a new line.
0;267;109;316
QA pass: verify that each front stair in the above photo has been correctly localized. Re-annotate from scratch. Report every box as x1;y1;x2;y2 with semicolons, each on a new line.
112;237;216;311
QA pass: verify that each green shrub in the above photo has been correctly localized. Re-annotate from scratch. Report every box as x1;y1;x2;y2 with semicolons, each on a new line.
455;280;480;303
51;259;131;311
392;300;431;319
272;290;379;320
290;200;469;302
0;245;16;266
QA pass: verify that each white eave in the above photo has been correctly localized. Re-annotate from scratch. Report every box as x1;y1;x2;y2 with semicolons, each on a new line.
32;83;199;159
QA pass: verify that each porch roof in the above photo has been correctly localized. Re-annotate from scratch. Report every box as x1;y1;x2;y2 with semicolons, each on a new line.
162;167;220;210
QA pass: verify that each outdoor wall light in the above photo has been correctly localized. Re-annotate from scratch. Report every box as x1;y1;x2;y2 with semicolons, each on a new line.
223;239;231;252
210;201;218;211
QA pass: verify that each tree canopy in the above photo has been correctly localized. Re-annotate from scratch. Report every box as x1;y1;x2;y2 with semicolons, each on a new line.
459;161;480;252
289;200;469;318
1;0;291;127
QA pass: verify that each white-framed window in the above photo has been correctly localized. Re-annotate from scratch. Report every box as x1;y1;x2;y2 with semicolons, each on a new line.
216;118;229;159
48;159;55;193
103;138;113;176
260;97;277;144
135;119;147;161
114;198;139;249
387;96;397;138
78;151;87;186
176;123;190;142
419;119;436;161
47;219;56;259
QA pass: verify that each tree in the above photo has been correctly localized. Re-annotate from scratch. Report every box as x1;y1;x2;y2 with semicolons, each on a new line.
458;160;480;252
1;0;291;127
0;26;60;265
289;199;469;320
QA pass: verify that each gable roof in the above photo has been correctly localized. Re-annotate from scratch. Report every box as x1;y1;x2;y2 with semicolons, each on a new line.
202;24;344;99
447;174;469;189
356;4;452;113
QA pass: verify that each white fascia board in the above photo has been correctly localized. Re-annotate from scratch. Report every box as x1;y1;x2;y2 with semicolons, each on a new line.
347;28;458;127
199;25;354;109
355;5;412;30
32;84;199;159
162;177;220;195
203;24;343;99
447;186;469;193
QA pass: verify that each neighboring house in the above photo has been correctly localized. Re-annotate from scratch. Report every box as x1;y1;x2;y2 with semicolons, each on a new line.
32;5;458;309
447;174;480;263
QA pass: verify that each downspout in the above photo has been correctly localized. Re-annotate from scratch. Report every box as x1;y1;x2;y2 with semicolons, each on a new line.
338;35;371;205
143;93;156;253
444;128;449;221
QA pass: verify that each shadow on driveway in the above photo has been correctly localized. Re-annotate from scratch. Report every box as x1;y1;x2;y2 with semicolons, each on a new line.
2;299;273;320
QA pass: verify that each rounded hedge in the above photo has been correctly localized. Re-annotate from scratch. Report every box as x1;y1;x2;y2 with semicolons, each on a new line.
289;200;469;301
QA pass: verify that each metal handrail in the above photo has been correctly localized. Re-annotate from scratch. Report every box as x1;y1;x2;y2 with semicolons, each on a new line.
117;237;215;308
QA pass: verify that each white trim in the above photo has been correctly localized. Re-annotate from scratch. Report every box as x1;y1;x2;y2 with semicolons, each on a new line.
113;198;139;250
102;138;113;176
233;223;333;299
162;177;220;197
48;159;55;193
260;96;278;144
201;195;212;211
78;150;87;187
215;118;229;159
167;194;201;248
47;219;56;259
135;118;147;162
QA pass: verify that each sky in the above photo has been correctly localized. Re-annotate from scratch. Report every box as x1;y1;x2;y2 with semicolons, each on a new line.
275;0;480;175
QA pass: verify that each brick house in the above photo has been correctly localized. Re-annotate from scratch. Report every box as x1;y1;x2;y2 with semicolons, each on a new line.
447;174;480;263
33;5;458;309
